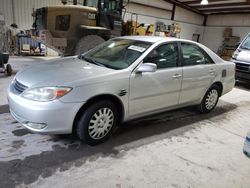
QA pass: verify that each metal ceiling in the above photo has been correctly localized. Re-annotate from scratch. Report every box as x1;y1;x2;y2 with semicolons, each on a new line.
165;0;250;15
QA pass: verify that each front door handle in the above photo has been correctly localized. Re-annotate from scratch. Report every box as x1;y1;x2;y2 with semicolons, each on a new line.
172;74;182;79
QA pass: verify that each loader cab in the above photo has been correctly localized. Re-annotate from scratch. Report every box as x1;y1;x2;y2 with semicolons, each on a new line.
85;0;123;37
32;1;124;55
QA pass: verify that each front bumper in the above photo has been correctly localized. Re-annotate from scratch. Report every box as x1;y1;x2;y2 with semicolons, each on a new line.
243;136;250;158
232;59;250;82
236;71;250;82
8;86;84;134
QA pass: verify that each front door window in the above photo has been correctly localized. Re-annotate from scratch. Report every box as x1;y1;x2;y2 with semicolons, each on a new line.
144;43;178;69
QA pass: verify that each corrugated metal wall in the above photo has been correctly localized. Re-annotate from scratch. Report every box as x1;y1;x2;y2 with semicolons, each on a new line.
0;0;84;29
13;0;62;29
0;0;206;43
0;0;13;27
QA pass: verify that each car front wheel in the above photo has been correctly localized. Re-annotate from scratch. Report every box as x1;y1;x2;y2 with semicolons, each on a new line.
77;100;117;145
199;85;220;113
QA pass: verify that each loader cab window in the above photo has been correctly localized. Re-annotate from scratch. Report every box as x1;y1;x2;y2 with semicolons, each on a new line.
99;0;122;14
55;15;71;31
84;0;98;7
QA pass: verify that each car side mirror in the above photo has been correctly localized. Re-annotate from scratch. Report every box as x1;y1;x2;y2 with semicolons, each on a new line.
136;63;157;73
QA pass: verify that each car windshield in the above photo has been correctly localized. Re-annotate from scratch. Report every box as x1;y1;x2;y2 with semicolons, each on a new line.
79;39;152;70
240;34;250;50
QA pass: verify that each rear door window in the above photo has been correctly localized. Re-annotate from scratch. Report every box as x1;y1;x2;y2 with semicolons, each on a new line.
181;43;214;66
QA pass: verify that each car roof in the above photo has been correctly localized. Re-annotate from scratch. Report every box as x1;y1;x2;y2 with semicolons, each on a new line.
115;35;224;64
117;35;186;43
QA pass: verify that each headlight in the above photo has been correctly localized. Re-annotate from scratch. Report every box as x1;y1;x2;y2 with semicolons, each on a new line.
21;87;72;102
232;49;240;60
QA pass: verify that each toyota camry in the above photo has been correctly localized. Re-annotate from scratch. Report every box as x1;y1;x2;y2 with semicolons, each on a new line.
8;36;235;145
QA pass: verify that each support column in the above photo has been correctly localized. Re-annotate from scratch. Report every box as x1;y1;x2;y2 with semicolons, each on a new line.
171;4;176;21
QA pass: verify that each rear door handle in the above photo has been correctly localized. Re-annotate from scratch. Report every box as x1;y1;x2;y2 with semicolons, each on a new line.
172;74;182;79
209;69;216;75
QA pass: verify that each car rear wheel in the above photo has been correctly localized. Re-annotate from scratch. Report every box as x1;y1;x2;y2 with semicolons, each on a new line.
76;100;117;145
6;64;12;76
198;85;220;113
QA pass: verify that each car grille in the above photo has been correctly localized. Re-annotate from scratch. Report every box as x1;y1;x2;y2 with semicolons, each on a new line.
236;63;250;73
12;79;28;94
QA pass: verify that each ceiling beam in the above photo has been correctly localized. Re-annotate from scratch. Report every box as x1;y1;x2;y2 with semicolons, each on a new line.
192;2;249;9
201;7;250;13
210;11;250;15
131;1;172;12
164;0;204;15
183;0;230;5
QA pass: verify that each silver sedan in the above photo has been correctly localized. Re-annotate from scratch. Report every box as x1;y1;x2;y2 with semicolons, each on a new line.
8;36;235;145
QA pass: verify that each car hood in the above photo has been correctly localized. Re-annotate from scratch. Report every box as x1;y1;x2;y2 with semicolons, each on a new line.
15;56;117;88
237;50;250;63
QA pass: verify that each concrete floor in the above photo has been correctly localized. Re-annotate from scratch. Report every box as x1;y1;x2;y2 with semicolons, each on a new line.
0;57;250;188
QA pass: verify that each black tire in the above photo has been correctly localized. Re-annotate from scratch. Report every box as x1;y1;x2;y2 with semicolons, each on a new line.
74;35;105;55
2;53;9;64
76;100;117;145
198;85;220;113
6;64;12;76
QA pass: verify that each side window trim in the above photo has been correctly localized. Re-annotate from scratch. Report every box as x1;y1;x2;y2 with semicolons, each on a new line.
177;42;182;67
143;42;180;70
179;42;215;67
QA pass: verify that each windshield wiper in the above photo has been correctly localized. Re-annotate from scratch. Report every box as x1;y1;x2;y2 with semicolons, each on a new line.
81;56;107;68
80;55;118;70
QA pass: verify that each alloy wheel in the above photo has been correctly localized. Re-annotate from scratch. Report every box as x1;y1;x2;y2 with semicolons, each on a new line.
88;108;114;140
205;89;218;110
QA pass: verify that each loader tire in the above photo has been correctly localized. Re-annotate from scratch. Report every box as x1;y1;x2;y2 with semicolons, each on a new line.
74;35;105;55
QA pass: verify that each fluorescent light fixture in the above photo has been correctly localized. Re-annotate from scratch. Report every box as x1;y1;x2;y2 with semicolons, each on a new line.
201;0;208;5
